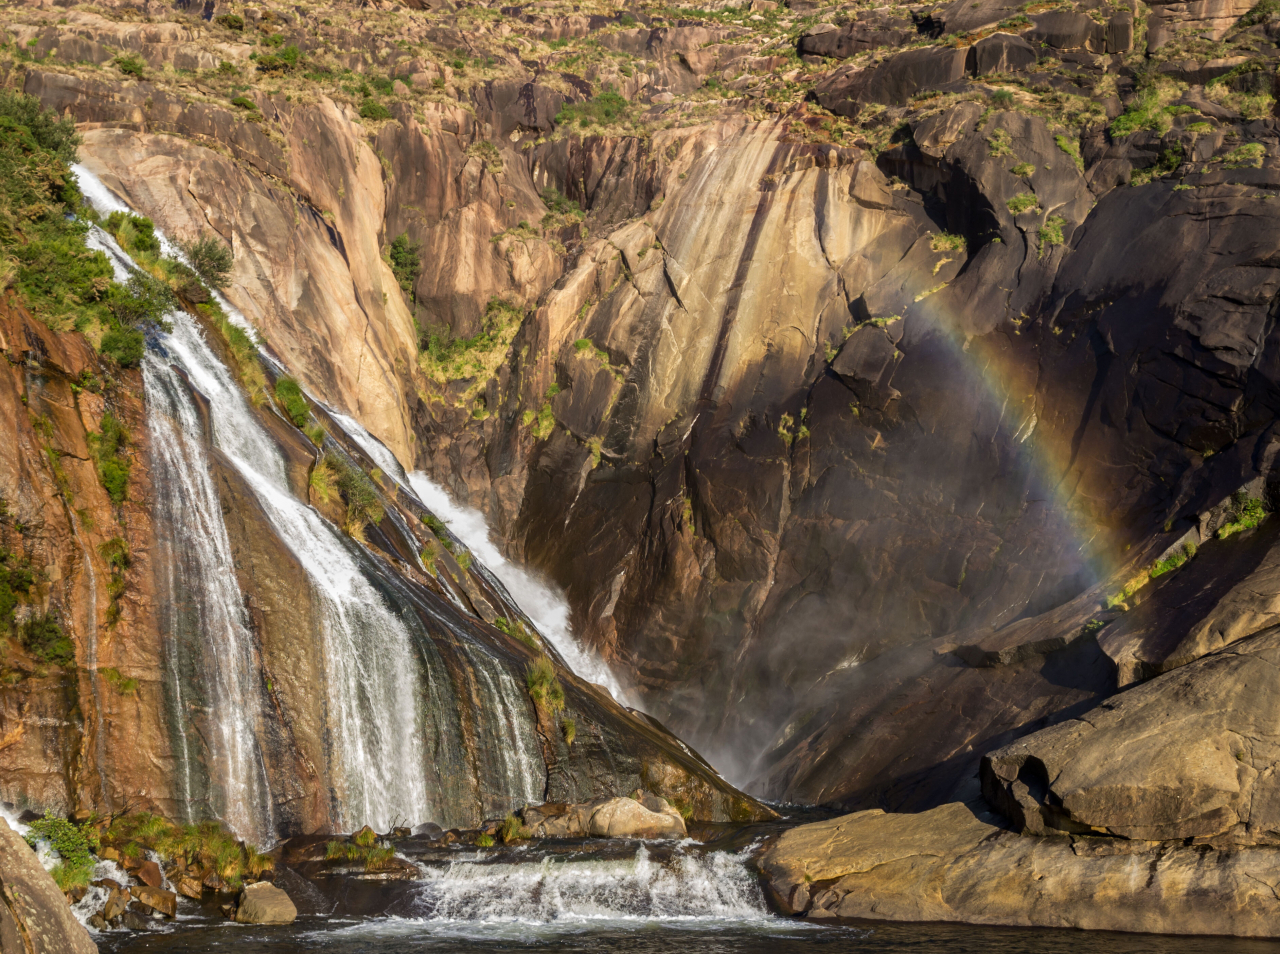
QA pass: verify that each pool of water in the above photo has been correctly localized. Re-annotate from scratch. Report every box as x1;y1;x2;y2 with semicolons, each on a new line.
97;916;1280;954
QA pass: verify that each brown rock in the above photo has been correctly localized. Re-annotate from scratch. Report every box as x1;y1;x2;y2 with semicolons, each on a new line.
234;881;297;924
133;885;178;919
587;796;687;839
760;801;1280;935
176;877;204;900
102;887;129;921
136;859;163;887
0;817;97;953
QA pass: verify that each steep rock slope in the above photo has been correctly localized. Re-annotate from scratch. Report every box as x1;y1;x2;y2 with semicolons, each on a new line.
8;0;1280;823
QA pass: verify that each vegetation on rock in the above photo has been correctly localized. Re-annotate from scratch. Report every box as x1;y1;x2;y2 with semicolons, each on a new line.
526;654;565;712
274;376;310;427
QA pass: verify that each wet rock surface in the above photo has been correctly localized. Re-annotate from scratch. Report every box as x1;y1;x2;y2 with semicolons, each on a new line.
0;818;97;954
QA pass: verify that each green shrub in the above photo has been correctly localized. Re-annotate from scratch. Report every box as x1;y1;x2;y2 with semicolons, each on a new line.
1219;497;1267;539
0;552;34;635
1150;540;1197;578
324;453;384;533
274;376;309;427
26;814;95;890
990;89;1015;109
90;412;131;504
0;90;79;163
215;13;245;29
114;55;145;77
499;813;532;843
256;45;301;73
1038;215;1066;255
100;666;139;695
1109;87;1173;139
20;614;74;667
930;232;966;252
178;234;233;287
476;833;495;847
99;329;144;368
562;717;576;746
987;127;1014;157
1011;162;1034;177
360;99;391;121
1055;134;1084;172
555;88;629;128
388;233;421;294
1007;193;1039;214
526;655;565;712
231;95;258;111
1220;142;1266;169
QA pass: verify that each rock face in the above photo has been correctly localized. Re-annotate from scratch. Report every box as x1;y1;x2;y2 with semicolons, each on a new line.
0;817;98;954
757;801;1280;937
587;796;687;839
982;625;1280;845
234;882;296;924
521;793;688;839
10;0;1280;898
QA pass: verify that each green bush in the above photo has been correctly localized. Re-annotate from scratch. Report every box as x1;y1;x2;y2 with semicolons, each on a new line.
274;377;309;427
324;453;384;532
108;272;173;329
1219;497;1267;539
90;412;131;504
0;552;35;634
1007;193;1039;214
1055;134;1084;172
1151;540;1197;579
1038;215;1065;254
499;813;532;843
555;88;629;128
359;99;391;121
99;328;145;368
215;13;244;29
388;233;421;294
990;89;1014;109
1220;142;1265;169
526;655;565;712
256;45;301;73
26;814;95;890
179;234;233;287
114;55;145;77
930;232;966;252
1109;87;1173;139
21;614;74;667
0;89;79;163
230;95;258;111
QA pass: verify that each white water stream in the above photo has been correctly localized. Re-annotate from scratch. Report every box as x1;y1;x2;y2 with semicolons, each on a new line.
412;846;770;925
78;166;430;835
325;411;624;700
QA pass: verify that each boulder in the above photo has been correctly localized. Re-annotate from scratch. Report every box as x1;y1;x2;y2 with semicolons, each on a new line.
1026;11;1107;52
234;881;297;924
814;46;969;114
797;17;915;58
135;859;163;887
758;800;1280;936
587;796;687;839
982;626;1280;844
133;885;177;918
175;876;203;900
101;887;130;921
968;32;1038;75
0;817;98;954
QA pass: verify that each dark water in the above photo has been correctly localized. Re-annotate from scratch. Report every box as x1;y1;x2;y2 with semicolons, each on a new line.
97;917;1280;954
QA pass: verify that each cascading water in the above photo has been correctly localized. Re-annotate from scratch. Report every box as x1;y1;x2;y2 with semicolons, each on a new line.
77;166;431;835
411;846;771;925
325;411;624;700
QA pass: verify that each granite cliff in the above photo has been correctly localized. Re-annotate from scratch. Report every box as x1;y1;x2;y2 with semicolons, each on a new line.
6;0;1280;935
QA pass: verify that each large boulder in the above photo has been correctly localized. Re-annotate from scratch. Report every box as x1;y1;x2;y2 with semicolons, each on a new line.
982;626;1280;844
234;882;297;924
814;46;969;115
758;800;1280;936
587;796;687;839
797;17;915;59
1026;11;1107;52
969;32;1038;75
0;818;98;954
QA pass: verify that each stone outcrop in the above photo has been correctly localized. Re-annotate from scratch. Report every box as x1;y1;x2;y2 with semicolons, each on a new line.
234;882;296;924
521;793;688;839
758;801;1280;936
0;818;98;954
982;625;1280;844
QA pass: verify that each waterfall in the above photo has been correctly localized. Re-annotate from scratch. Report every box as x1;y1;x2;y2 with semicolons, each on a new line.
411;846;771;924
77;166;431;835
323;411;624;700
